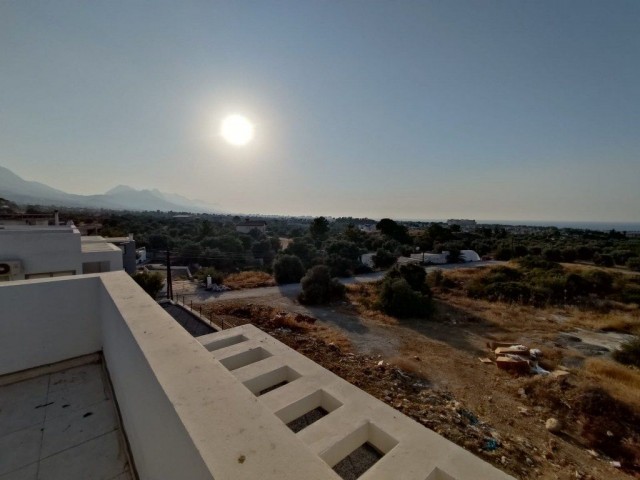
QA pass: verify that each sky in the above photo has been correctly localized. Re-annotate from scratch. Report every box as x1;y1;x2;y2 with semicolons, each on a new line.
1;1;639;222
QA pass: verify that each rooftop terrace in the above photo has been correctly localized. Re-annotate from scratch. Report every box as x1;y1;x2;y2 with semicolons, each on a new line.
0;272;514;479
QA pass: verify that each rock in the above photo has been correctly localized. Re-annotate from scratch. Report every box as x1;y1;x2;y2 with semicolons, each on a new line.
546;418;562;433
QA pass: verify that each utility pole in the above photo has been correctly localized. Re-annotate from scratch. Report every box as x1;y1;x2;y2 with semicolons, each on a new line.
166;250;173;301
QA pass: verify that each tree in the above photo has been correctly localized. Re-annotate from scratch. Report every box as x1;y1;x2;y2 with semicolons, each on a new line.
284;238;318;268
310;216;330;239
372;249;396;269
376;218;411;244
376;218;399;237
132;272;164;299
272;255;305;284
385;263;429;294
298;265;345;305
377;278;431;319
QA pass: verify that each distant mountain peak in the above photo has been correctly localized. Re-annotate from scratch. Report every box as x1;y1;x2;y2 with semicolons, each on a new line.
105;185;137;195
0;165;220;213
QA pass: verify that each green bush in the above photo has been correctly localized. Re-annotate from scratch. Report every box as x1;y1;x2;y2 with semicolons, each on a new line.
377;278;432;318
485;266;522;283
585;270;614;296
385;263;429;293
427;269;444;288
593;253;614;268
132;272;164;299
612;338;640;368
326;254;354;277
517;255;562;271
195;267;224;285
372;249;397;269
298;265;345;305
620;283;640;304
273;255;305;284
494;247;513;261
484;282;531;303
627;258;640;272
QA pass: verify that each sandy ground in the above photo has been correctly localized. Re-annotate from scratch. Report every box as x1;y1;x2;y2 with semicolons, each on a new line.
195;284;639;480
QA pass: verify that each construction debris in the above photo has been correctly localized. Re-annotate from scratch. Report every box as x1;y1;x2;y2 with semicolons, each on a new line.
489;341;562;377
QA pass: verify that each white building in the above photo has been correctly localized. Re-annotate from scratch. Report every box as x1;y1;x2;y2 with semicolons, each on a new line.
235;220;267;234
0;272;514;480
0;225;123;281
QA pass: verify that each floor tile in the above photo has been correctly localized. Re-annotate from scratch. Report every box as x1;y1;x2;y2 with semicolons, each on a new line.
38;431;128;480
0;425;42;476
48;365;103;394
41;399;118;459
0;377;48;437
0;462;37;480
45;377;109;421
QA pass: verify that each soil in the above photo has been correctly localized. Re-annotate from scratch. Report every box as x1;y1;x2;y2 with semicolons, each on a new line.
193;285;640;480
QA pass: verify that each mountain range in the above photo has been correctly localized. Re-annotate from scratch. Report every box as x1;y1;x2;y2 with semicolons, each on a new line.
0;165;219;213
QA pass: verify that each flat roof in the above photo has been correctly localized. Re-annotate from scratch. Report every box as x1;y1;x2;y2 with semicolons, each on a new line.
81;242;121;253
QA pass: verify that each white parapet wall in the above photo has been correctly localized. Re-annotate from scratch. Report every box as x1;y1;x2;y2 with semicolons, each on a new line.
0;272;514;480
199;325;514;480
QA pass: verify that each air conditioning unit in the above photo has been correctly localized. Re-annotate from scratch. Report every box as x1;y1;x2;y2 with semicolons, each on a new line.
0;260;23;276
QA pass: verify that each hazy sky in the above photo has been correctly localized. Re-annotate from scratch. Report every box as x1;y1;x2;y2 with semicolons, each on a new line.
1;1;639;221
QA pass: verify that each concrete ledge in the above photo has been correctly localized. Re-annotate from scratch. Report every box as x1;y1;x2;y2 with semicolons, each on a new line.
199;325;515;480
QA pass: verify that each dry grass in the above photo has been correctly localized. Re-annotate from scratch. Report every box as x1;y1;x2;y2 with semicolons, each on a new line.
585;358;640;409
224;271;275;289
344;283;398;325
569;308;640;334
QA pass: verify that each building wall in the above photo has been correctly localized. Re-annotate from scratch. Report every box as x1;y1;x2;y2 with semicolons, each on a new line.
235;225;266;234
0;228;83;280
0;276;101;375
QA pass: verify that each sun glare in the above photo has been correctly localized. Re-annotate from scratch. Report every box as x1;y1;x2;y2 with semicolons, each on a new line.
220;114;254;146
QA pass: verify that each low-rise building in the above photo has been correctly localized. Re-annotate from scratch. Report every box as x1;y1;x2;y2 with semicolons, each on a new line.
235;220;267;234
0;225;123;281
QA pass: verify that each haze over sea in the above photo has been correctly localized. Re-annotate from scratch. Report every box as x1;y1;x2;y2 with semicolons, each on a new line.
456;220;640;231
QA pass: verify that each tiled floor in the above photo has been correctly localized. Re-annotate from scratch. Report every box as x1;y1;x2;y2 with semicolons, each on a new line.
0;362;133;480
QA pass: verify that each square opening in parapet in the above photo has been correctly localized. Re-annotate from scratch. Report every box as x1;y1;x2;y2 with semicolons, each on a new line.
243;366;301;396
275;389;343;434
203;334;247;352
332;442;383;480
259;380;289;396
287;407;329;433
219;347;272;371
321;422;398;480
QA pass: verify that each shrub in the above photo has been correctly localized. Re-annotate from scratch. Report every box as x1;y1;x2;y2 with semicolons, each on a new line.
517;255;562;271
593;253;614;268
326;254;354;277
132;272;164;299
386;263;428;293
484;282;531;303
426;269;444;288
543;248;563;262
377;278;432;318
195;267;224;285
372;249;396;269
273;255;305;284
620;283;640;304
485;266;522;283
298;265;345;305
612;338;640;368
627;258;640;272
564;273;592;299
585;270;614;296
561;248;577;263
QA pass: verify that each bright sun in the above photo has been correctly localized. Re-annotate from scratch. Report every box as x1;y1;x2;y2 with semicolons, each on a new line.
220;114;254;146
